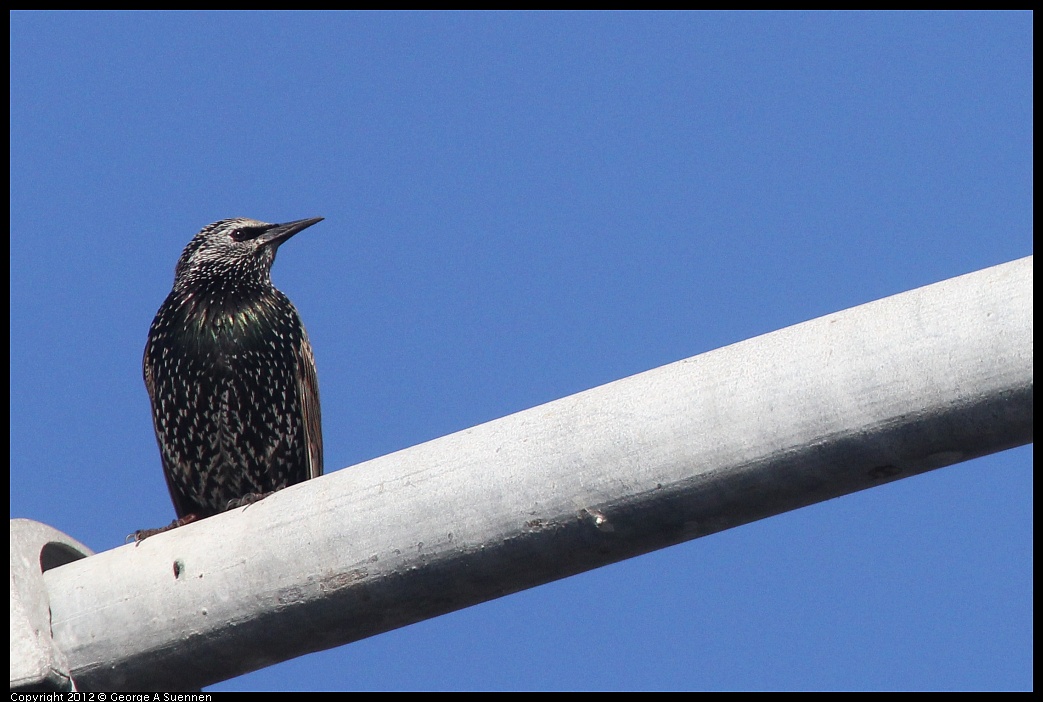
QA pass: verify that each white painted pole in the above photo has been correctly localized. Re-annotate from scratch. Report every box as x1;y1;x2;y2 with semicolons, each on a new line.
43;256;1032;691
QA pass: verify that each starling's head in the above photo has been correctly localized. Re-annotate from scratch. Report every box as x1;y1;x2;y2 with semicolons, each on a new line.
173;217;323;288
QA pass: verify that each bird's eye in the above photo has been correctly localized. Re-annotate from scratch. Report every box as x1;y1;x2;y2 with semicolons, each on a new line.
230;226;267;242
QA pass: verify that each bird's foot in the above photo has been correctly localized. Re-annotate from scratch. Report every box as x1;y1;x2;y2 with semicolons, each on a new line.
225;491;274;511
129;513;200;543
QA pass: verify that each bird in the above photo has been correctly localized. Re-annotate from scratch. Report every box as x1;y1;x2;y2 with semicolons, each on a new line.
138;217;324;537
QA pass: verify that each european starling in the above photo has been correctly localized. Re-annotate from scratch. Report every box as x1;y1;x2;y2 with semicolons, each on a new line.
141;217;324;532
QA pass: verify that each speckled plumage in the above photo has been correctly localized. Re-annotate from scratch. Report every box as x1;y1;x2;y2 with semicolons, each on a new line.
144;217;324;523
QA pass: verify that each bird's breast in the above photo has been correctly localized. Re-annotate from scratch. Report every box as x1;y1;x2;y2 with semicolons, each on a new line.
166;291;295;362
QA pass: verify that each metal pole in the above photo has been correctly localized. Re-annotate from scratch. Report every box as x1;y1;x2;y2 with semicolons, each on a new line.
43;256;1032;691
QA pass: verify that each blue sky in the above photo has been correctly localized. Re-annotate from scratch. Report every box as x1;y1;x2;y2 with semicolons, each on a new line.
10;11;1032;691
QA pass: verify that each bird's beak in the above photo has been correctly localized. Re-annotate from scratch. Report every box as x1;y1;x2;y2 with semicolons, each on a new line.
260;217;324;247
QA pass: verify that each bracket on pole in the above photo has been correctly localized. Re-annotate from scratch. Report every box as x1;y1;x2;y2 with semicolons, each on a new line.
10;518;93;691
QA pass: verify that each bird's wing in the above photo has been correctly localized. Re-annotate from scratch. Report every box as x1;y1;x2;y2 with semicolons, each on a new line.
143;330;193;519
296;330;324;479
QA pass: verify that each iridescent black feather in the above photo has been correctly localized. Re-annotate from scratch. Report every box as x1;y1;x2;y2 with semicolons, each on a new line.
143;217;323;523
